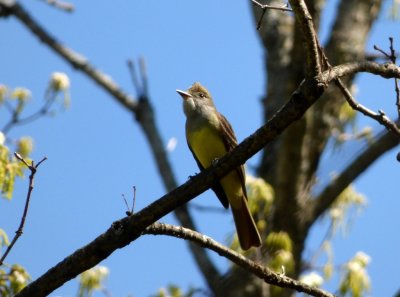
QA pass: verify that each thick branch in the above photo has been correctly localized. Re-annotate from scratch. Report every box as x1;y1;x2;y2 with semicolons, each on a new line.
15;68;327;297
145;223;335;297
310;128;399;223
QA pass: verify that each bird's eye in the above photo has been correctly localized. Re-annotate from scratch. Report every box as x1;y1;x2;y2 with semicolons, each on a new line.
199;93;205;98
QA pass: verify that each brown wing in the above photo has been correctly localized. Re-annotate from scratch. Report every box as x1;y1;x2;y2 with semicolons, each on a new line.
187;143;230;208
216;112;248;199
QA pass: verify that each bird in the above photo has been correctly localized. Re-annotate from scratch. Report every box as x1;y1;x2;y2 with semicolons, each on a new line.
176;82;261;250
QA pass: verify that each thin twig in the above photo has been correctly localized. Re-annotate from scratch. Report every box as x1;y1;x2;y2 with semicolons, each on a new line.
389;38;400;118
139;57;149;98
318;47;400;138
374;38;400;118
132;186;136;214
251;0;292;30
2;88;59;135
127;58;149;99
0;154;47;266
127;60;142;97
122;194;131;216
122;186;136;216
145;222;335;297
39;0;74;12
335;79;400;137
251;0;292;12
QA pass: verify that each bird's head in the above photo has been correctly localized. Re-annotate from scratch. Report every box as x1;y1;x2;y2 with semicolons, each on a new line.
176;82;215;117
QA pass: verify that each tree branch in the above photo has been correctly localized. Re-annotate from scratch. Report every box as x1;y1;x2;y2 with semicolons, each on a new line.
335;78;400;136
145;222;335;297
2;86;60;135
320;61;400;80
288;0;321;77
250;0;292;30
39;0;74;13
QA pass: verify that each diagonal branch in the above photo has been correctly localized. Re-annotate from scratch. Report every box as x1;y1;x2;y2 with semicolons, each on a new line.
309;127;399;224
145;222;335;297
335;78;400;136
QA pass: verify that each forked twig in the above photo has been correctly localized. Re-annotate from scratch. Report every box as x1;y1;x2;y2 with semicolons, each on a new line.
0;154;47;266
251;0;292;30
374;38;400;118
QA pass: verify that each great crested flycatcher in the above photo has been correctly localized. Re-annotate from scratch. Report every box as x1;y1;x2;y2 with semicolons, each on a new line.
176;82;261;250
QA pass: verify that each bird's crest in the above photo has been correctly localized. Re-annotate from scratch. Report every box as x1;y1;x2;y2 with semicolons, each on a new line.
189;82;212;98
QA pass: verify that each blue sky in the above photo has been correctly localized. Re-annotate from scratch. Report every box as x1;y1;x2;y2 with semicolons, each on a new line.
1;1;399;296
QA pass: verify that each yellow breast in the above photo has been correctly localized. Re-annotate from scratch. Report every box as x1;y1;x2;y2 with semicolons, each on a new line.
187;124;227;169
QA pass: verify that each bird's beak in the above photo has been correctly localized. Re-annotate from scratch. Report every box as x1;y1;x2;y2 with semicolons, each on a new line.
176;89;192;100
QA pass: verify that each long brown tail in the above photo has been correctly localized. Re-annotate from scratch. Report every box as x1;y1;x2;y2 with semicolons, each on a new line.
231;196;262;250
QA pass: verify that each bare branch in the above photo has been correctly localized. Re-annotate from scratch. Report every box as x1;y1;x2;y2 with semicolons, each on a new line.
320;61;400;81
335;78;400;137
316;60;400;137
145;223;335;297
374;37;400;118
39;0;74;13
250;0;292;30
288;0;321;77
2;87;60;135
0;155;47;266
